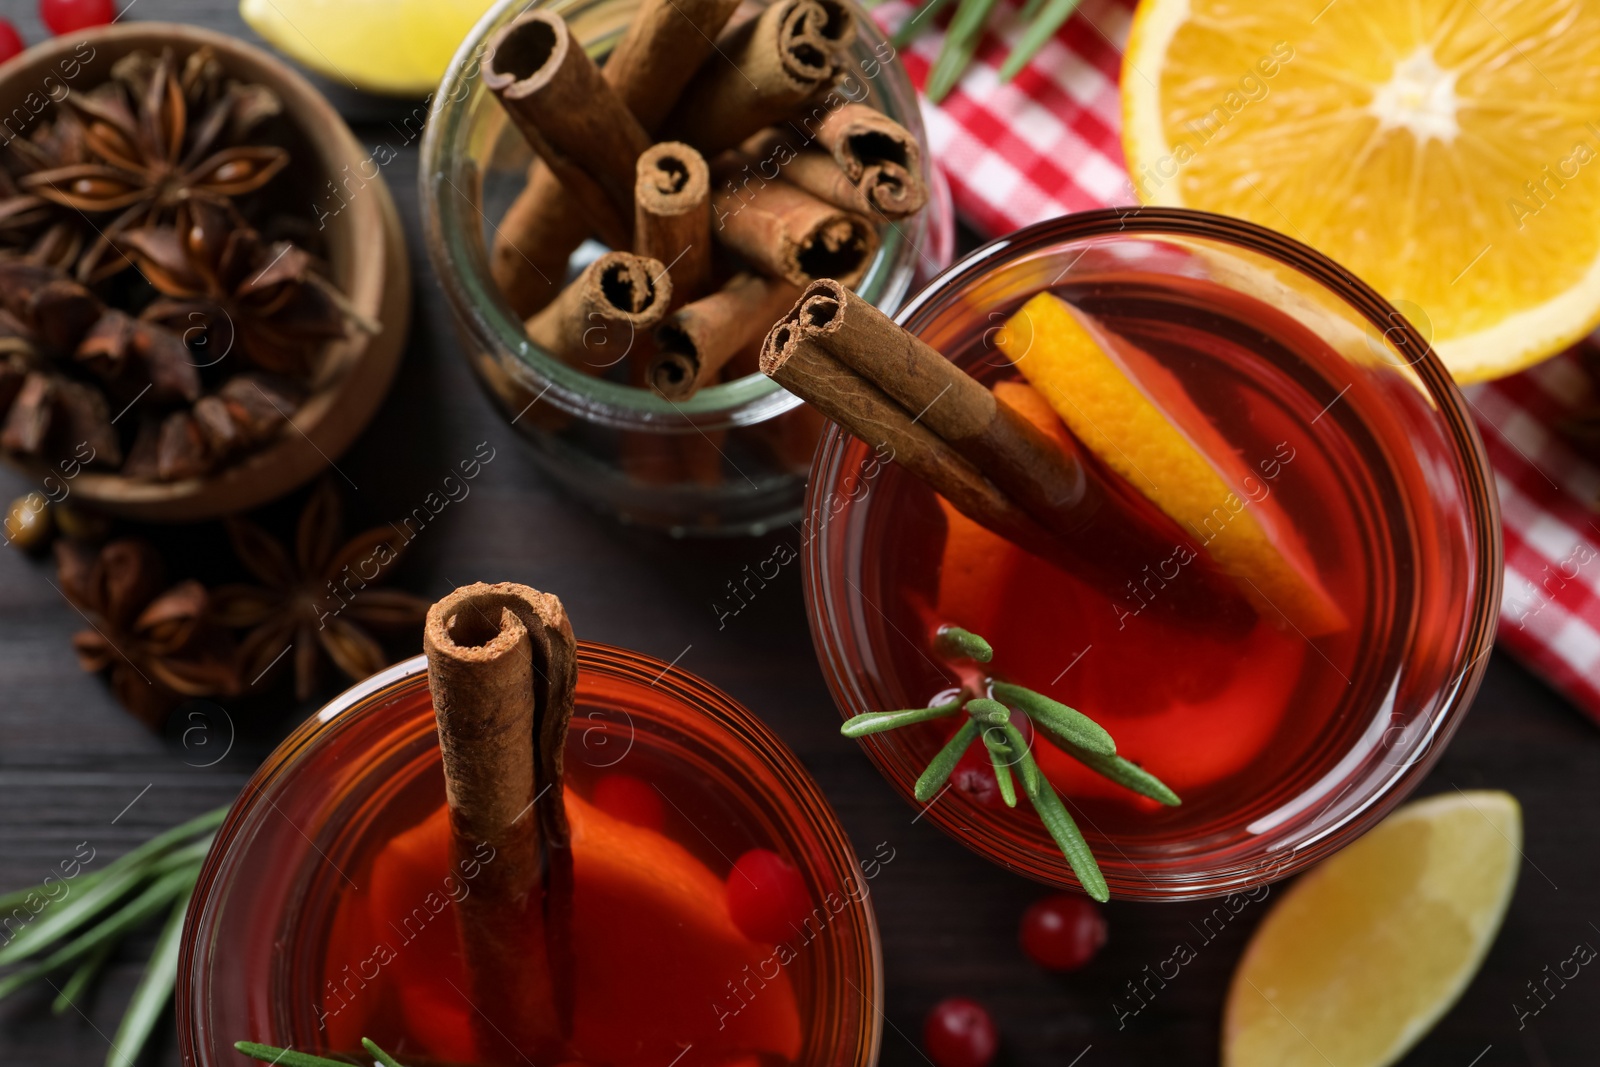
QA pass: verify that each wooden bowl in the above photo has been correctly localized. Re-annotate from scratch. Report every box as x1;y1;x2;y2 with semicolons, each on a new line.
0;23;409;522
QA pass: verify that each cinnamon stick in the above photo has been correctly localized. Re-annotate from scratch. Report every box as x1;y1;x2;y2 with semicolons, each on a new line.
713;177;877;287
483;12;650;250
525;251;672;371
649;273;800;400
661;0;857;156
423;583;577;1061
762;284;1257;630
490;0;746;315
635;142;712;309
492;163;592;318
742;107;928;219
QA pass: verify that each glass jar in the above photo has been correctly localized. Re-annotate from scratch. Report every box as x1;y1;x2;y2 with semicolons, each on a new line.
178;646;882;1065
420;0;953;536
802;208;1502;901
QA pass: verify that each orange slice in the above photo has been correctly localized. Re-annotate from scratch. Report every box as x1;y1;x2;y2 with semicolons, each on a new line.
996;292;1344;637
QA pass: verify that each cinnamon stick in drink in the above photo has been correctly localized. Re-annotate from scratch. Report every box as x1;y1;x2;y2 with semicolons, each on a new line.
491;0;746;315
483;12;650;250
635;142;712;309
662;0;857;156
761;283;1256;629
423;582;578;1061
525;251;672;371
713;177;877;287
649;273;801;400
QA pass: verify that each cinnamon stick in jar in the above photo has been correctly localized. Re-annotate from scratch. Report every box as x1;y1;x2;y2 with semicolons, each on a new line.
649;272;801;400
525;251;672;372
490;0;746;317
423;583;578;1061
635;142;712;309
661;0;857;156
742;107;928;219
713;177;878;287
483;12;650;250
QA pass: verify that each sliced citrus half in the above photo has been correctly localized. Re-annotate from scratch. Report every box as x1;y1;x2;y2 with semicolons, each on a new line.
1123;0;1600;382
1224;790;1521;1067
996;292;1344;636
241;0;495;97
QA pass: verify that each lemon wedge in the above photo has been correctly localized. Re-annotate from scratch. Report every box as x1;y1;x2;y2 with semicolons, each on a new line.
1123;0;1600;382
240;0;495;97
996;292;1344;636
1224;790;1522;1067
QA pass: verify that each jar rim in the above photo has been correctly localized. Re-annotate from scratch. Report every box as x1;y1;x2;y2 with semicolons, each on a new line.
802;206;1504;900
417;0;934;431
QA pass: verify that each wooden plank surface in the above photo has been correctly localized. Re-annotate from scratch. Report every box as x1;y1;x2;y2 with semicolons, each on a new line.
0;2;1595;1064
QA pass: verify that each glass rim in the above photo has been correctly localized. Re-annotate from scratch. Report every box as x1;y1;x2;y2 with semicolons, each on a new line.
417;0;930;431
803;206;1505;900
176;643;884;1060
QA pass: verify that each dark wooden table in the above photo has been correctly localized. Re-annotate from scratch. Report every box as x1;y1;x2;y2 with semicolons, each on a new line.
2;3;1597;1065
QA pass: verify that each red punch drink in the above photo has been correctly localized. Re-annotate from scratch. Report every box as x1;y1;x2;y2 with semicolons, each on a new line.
805;210;1500;900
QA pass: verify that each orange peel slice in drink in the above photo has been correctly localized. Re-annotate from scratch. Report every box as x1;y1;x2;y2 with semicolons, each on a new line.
995;292;1345;638
326;790;801;1066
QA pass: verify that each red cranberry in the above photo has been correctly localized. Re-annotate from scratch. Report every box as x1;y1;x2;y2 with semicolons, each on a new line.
0;20;23;62
1019;893;1107;971
40;0;118;35
726;848;812;944
923;996;998;1067
591;773;665;831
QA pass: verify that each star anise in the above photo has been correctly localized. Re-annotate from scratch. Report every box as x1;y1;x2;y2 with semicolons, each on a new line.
54;538;239;728
213;479;430;700
18;48;288;283
120;201;368;377
120;371;304;482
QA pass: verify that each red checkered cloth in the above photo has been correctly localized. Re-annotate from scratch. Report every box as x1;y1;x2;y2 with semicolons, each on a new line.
877;0;1600;719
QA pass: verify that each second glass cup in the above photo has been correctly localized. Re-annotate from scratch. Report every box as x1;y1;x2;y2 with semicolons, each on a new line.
803;208;1502;901
178;647;882;1066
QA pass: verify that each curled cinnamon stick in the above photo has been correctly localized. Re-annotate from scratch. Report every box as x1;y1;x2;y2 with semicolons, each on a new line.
635;142;712;309
742;107;928;219
424;582;577;1061
606;0;747;130
525;251;672;371
483;12;650;249
649;273;801;400
713;177;877;287
662;0;857;156
779;280;1088;532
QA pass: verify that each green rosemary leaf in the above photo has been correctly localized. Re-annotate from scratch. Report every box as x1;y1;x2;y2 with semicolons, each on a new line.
1026;774;1109;902
363;1038;409;1067
992;681;1115;757
934;626;993;663
914;718;982;801
964;697;1009;726
107;886;191;1067
997;0;1085;82
1000;721;1041;797
51;940;113;1015
981;728;1018;807
891;0;960;47
0;867;195;1001
0;870;108;918
1067;747;1182;807
924;0;1001;102
1016;0;1048;24
841;699;961;738
235;1041;365;1067
0;862;154;965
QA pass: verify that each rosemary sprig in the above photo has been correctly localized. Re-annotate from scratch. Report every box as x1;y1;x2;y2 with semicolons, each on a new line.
839;627;1179;902
896;0;1089;102
0;804;228;1067
236;1038;411;1067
